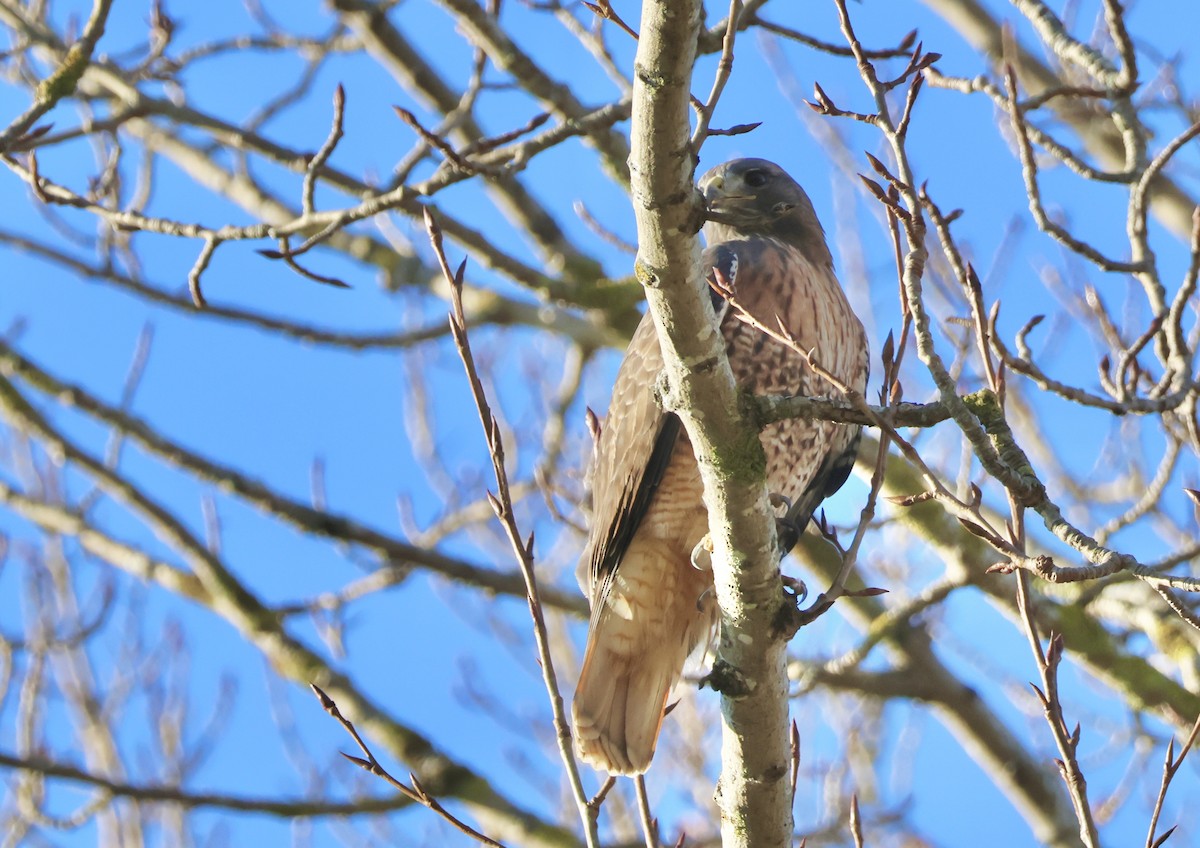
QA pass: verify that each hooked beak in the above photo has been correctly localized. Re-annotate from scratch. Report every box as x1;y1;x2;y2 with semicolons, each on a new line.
701;172;754;224
700;172;724;198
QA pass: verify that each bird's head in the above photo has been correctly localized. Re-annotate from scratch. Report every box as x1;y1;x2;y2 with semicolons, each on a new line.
699;158;831;264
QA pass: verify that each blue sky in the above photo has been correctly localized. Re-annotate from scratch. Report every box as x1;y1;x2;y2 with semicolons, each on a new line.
3;1;1200;846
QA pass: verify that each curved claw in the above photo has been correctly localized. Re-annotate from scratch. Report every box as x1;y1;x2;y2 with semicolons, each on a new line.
768;492;793;515
781;574;808;604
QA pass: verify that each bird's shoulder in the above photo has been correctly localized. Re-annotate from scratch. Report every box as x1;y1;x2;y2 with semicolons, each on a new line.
702;234;824;285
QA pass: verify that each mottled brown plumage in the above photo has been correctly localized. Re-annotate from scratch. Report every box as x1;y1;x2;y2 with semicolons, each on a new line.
573;159;869;775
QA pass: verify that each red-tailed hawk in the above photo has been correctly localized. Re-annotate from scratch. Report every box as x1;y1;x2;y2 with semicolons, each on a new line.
572;158;870;775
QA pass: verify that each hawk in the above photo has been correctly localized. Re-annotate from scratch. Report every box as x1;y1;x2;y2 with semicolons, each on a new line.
572;158;870;775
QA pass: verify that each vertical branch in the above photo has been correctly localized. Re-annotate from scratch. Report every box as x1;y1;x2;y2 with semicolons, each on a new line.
630;2;792;846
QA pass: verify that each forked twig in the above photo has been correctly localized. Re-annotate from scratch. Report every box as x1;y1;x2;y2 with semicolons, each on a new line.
309;684;504;848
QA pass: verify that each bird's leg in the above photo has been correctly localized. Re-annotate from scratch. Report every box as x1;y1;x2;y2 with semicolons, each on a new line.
690;534;714;571
769;492;802;558
770;493;808;636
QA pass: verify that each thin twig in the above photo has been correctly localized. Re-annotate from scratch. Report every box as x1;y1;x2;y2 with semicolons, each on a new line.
424;209;599;848
634;775;659;848
690;0;741;152
1015;574;1101;847
187;235;219;308
1145;712;1200;848
302;84;346;215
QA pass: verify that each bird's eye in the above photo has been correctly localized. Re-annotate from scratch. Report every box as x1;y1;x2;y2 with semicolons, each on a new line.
743;169;768;188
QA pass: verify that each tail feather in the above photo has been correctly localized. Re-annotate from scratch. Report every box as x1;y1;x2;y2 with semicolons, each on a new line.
572;540;716;774
573;639;673;775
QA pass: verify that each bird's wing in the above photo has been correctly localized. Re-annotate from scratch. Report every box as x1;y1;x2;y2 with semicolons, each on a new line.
582;267;731;615
581;313;678;614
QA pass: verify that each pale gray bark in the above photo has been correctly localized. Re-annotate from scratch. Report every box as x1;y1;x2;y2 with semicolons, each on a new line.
628;2;792;845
